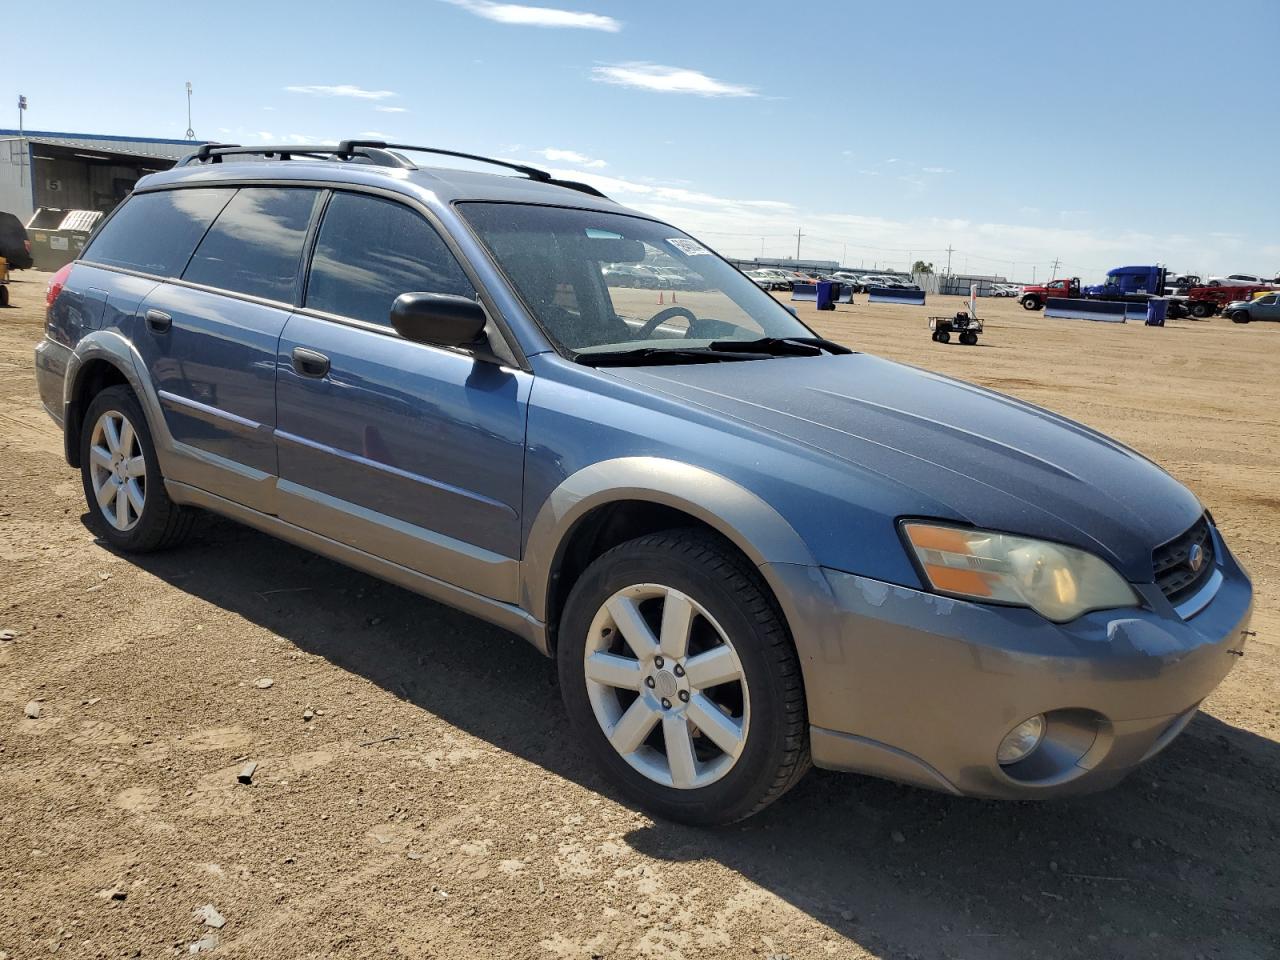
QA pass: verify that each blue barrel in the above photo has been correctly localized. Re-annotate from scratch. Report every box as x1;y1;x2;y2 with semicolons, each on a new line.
816;280;835;311
1145;298;1168;326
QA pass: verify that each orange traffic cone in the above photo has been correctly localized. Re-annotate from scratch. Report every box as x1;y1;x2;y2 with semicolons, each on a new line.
658;291;665;305
672;291;678;303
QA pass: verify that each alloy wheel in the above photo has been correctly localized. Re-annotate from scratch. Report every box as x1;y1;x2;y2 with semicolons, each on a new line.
87;410;146;531
583;583;749;790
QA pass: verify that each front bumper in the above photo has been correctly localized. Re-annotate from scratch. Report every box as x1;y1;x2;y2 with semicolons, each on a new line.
765;527;1253;799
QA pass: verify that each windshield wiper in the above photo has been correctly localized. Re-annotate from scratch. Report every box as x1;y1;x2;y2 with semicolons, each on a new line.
705;336;853;356
574;347;767;368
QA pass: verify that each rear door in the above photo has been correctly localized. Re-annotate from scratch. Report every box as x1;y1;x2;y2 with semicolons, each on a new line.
132;186;321;511
274;191;530;602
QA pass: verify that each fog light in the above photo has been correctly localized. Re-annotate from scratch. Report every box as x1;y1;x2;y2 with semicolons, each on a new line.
997;715;1046;765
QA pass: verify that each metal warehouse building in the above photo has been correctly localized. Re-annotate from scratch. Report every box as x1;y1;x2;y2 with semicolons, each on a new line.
0;129;200;222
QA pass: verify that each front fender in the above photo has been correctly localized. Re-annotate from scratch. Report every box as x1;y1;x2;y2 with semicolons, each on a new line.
521;456;817;624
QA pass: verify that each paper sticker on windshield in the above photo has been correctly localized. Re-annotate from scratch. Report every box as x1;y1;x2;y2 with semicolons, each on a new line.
667;238;710;256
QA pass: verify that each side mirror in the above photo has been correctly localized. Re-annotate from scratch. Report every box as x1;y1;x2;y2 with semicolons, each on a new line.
391;292;488;350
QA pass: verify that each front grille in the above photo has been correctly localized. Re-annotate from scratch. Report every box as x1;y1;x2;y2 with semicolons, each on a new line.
1153;515;1215;604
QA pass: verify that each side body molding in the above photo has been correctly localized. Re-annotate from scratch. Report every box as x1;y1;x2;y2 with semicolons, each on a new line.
521;456;818;630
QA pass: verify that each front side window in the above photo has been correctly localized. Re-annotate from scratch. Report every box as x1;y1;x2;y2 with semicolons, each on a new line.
305;192;474;326
182;187;319;302
459;203;815;356
82;188;234;277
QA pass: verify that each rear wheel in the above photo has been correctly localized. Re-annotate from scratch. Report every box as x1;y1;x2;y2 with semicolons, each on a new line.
79;385;193;552
937;329;951;343
558;530;809;826
1190;302;1213;319
959;331;978;346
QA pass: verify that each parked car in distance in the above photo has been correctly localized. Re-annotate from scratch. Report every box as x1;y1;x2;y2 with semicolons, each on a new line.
1225;292;1280;323
0;211;34;271
744;269;790;291
35;140;1254;826
1207;273;1275;287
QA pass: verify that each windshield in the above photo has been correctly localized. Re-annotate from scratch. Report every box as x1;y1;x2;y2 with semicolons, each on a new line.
459;203;816;356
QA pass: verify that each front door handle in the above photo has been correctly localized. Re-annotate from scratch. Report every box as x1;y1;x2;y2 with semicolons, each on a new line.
291;346;330;379
145;309;172;334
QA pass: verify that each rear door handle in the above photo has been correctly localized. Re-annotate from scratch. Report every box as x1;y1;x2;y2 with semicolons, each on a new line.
145;309;172;333
291;346;330;379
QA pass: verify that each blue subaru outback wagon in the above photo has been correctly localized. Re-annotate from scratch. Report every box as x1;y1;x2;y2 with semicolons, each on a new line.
34;141;1253;824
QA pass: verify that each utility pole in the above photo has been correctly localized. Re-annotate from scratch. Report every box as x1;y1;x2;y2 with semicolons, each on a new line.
842;241;847;267
945;244;954;277
185;82;195;140
1049;257;1061;280
1032;265;1037;283
16;94;26;187
794;227;803;263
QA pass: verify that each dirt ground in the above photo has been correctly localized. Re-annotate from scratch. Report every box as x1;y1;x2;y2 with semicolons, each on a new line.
1;270;1277;960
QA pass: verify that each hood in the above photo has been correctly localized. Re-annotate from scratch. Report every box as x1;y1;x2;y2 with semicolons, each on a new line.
608;353;1203;581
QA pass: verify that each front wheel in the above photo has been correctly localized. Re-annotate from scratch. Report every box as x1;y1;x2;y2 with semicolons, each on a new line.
558;530;809;826
79;385;193;552
959;331;978;346
1231;311;1250;323
1022;297;1041;310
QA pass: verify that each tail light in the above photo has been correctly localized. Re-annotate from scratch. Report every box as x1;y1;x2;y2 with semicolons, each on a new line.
46;263;74;311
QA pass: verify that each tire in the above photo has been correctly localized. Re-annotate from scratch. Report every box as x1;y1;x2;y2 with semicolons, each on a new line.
937;330;951;343
1190;302;1212;319
960;331;978;346
557;529;810;826
1231;311;1250;324
0;285;9;307
79;385;194;552
1022;297;1041;310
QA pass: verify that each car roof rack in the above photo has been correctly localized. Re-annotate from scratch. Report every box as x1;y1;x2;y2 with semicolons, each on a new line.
181;140;609;199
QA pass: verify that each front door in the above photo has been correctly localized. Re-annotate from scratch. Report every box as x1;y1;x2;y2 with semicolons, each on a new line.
273;191;529;602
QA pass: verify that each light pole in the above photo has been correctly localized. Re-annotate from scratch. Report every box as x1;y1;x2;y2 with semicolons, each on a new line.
17;94;26;187
185;82;195;140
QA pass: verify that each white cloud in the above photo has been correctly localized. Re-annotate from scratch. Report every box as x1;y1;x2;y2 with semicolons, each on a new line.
538;147;607;168
441;0;620;31
375;106;409;113
592;63;756;97
284;84;397;101
358;131;389;139
921;166;954;174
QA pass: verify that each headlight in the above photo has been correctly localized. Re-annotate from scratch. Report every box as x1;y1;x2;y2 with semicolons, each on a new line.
902;522;1139;622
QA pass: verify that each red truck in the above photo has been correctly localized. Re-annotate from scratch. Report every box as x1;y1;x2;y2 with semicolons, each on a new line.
1176;284;1278;318
1019;277;1080;310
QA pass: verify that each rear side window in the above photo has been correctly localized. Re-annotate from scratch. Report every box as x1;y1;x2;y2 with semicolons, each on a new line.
305;192;473;326
82;189;233;277
183;187;320;302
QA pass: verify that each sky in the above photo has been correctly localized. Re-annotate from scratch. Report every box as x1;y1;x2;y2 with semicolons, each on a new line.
6;0;1277;282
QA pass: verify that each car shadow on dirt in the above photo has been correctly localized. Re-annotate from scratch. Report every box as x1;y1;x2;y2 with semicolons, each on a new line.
112;514;1280;960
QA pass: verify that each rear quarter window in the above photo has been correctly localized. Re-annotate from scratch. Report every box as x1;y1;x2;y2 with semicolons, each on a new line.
183;187;320;303
81;189;234;277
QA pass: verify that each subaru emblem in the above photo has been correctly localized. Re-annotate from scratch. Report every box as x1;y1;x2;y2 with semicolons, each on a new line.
1187;543;1204;573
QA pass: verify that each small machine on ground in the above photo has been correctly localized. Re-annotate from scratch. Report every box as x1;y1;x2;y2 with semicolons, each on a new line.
929;310;983;345
0;256;9;308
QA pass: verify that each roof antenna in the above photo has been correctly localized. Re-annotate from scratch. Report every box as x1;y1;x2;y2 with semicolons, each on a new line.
185;82;195;140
